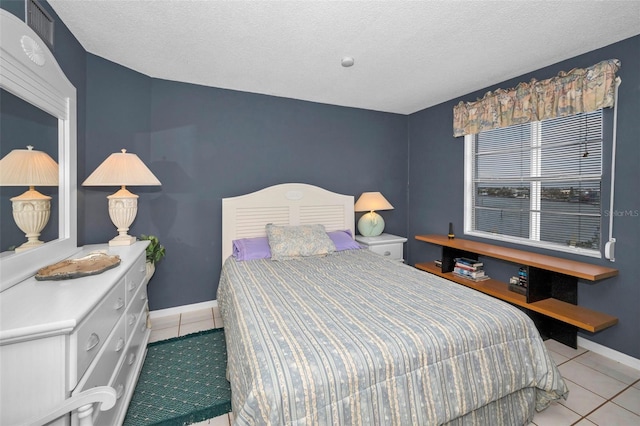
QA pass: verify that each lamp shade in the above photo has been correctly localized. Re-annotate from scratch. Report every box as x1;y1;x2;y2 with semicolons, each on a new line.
82;149;161;187
0;145;58;186
354;192;394;212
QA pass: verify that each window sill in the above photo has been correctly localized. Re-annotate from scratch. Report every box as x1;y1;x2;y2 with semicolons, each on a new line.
464;230;602;259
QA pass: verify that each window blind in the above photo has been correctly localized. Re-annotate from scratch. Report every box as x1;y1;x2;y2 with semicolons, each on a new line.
472;110;602;251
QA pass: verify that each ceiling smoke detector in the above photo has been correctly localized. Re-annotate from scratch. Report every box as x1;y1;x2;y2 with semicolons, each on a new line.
341;57;354;67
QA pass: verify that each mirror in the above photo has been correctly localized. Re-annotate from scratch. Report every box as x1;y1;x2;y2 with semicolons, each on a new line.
0;10;77;291
1;89;60;250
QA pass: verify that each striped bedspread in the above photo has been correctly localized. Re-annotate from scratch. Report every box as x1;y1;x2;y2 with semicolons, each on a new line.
217;249;568;425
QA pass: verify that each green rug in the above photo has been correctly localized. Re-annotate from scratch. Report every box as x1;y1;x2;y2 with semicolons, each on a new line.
123;328;232;426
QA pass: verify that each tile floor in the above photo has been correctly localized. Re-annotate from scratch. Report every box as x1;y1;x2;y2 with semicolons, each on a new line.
148;308;640;426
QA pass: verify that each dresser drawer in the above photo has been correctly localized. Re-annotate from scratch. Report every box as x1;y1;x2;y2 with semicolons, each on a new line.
125;252;147;304
95;367;129;426
369;243;403;260
127;306;150;376
73;277;126;385
126;284;148;340
95;313;148;426
73;316;126;394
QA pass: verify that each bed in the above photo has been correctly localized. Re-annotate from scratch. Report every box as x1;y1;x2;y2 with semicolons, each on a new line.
217;183;567;425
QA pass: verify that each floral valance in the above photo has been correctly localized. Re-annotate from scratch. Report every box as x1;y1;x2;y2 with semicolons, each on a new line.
453;59;620;137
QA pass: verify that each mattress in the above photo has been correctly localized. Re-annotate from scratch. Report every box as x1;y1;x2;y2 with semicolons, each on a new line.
217;249;567;425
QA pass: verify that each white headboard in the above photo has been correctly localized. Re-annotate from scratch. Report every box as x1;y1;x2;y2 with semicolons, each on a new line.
221;183;355;263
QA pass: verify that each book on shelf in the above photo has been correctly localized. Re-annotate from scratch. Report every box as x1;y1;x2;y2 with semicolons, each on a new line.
508;283;527;295
453;271;491;282
455;257;483;268
453;266;485;279
454;262;483;272
518;267;528;287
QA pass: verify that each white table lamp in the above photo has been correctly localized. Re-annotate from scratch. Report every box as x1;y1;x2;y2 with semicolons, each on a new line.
0;145;59;252
354;192;394;237
83;149;161;246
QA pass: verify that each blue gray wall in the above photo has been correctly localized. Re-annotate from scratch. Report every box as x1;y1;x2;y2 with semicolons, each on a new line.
83;55;152;244
85;67;408;310
407;35;640;359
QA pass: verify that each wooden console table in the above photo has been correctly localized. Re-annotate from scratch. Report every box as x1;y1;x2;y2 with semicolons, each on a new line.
415;234;618;348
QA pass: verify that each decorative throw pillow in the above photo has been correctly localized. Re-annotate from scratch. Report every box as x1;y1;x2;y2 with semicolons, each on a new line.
266;224;336;260
232;237;272;261
327;230;363;251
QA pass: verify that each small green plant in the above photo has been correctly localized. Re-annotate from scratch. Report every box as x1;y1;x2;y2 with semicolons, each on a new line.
140;234;166;264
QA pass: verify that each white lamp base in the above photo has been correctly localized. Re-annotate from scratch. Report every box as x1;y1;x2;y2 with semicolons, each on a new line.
108;234;137;246
357;211;385;237
107;187;138;246
11;188;51;252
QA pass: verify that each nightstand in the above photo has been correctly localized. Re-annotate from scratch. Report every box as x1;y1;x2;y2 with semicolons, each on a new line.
355;233;408;262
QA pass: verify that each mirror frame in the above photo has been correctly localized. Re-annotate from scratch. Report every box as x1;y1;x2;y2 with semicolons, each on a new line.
0;10;77;291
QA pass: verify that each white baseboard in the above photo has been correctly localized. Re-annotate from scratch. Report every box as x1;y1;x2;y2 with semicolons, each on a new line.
578;337;640;371
149;300;218;320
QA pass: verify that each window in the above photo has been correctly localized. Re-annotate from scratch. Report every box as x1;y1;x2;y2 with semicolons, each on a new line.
464;110;603;257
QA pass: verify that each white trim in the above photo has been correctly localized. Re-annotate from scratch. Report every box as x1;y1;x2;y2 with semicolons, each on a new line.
149;300;217;320
604;77;621;262
465;230;602;258
463;135;474;233
578;337;640;371
0;10;78;291
530;121;541;241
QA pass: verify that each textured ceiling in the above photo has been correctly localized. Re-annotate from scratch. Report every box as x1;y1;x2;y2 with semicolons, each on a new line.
48;1;640;114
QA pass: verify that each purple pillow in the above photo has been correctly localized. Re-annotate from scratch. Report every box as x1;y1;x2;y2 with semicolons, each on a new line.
232;230;362;261
232;237;271;261
327;230;363;251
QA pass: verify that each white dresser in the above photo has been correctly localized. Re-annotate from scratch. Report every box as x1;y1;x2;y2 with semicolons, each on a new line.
0;242;151;426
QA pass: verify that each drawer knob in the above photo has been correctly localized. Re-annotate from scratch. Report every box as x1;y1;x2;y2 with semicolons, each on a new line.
115;338;125;352
113;298;125;310
85;333;100;351
128;314;137;326
384;251;391;256
128;281;136;292
128;352;136;365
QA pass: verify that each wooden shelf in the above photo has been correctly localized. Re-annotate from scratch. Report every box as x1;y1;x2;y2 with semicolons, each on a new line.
414;235;619;347
415;235;618;281
415;262;618;333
